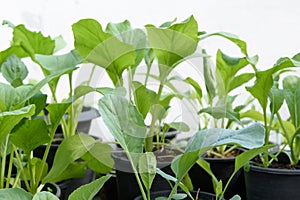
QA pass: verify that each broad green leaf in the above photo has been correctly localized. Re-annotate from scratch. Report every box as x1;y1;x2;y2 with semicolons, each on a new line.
82;141;113;174
150;104;167;122
184;77;202;99
0;105;35;142
216;50;250;93
229;73;254;92
234;145;273;173
133;81;156;118
0;188;32;200
46;103;71;129
159;18;177;28
32;191;59;200
269;87;284;114
10;118;50;152
0;23;55;65
68;175;111;200
171;151;200;181
53;35;67;53
43;134;96;183
185;123;265;153
229;195;241;200
1;55;28;87
146;16;198;79
246;56;300;112
165;122;190;132
215;180;223;197
106;20;146;68
0;83;17;111
291;128;300;165
199;106;240;123
35;50;82;74
171;193;187;199
202;49;216;102
201;32;249;57
98;94;147;153
139;152;156;191
44;162;86;183
283;75;300;128
72;19;136;86
27;93;47;118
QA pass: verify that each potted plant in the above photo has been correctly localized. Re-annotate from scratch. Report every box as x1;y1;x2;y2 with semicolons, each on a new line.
72;16;199;200
241;52;300;199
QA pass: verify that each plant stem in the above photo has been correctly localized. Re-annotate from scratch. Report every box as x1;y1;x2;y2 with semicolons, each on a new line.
0;136;8;188
145;83;164;152
14;146;31;193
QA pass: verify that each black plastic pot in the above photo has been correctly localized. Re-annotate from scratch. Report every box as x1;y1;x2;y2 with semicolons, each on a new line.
134;190;217;200
98;173;117;200
42;182;61;198
112;151;178;200
76;106;100;134
189;151;246;199
244;164;300;200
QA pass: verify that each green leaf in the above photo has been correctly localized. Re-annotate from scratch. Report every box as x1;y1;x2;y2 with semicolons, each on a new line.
216;50;250;93
45;162;86;183
184;77;202;99
32;191;59;200
0;105;35;142
199;106;240;123
146;15;198;79
72;19;136;86
234;145;273;173
201;32;248;56
269;87;284;114
23;157;48;183
46;103;71;129
139;152;156;191
0;188;33;200
246;56;300;112
98;94;147;153
35;50;82;74
165;122;190;132
185;123;265;153
0;23;55;65
28;93;47;118
53;35;67;53
43;134;96;183
10;118;50;152
202;49;216;102
229;73;254;92
283;75;300;128
106;20;146;68
133;81;156;118
1;55;28;86
229;195;241;200
68;175;111;200
82;141;113;174
171;193;187;199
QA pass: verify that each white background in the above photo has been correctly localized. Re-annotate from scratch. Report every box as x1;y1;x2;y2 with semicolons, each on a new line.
0;0;299;140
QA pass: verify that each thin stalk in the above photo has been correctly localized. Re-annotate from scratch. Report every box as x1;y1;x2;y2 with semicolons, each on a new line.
145;83;164;152
14;146;31;193
126;151;147;200
0;136;8;188
276;113;291;144
5;148;14;188
268;143;288;165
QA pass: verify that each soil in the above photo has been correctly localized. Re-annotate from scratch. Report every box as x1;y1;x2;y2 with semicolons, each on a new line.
253;156;300;170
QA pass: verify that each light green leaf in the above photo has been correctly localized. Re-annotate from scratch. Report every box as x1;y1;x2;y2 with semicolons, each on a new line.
82;141;113;174
1;55;28;87
0;188;32;200
146;15;198;79
43;134;96;183
283;75;300;128
68;175;111;200
133;81;156;119
72;19;136;86
53;35;67;53
202;49;216;102
98;94;146;153
229;73;255;92
165;122;190;132
199;106;240;123
229;195;241;200
32;191;59;200
269;87;284;114
184;77;202;99
216;50;250;93
139;152;156;191
10;118;50;152
0;105;35;142
35;50;82;74
246;56;300;112
186;123;265;153
171;193;187;199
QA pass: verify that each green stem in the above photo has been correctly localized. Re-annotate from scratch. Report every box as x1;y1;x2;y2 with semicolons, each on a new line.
145;83;164;152
14;146;31;193
126;151;147;200
276;113;291;144
5;148;14;188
